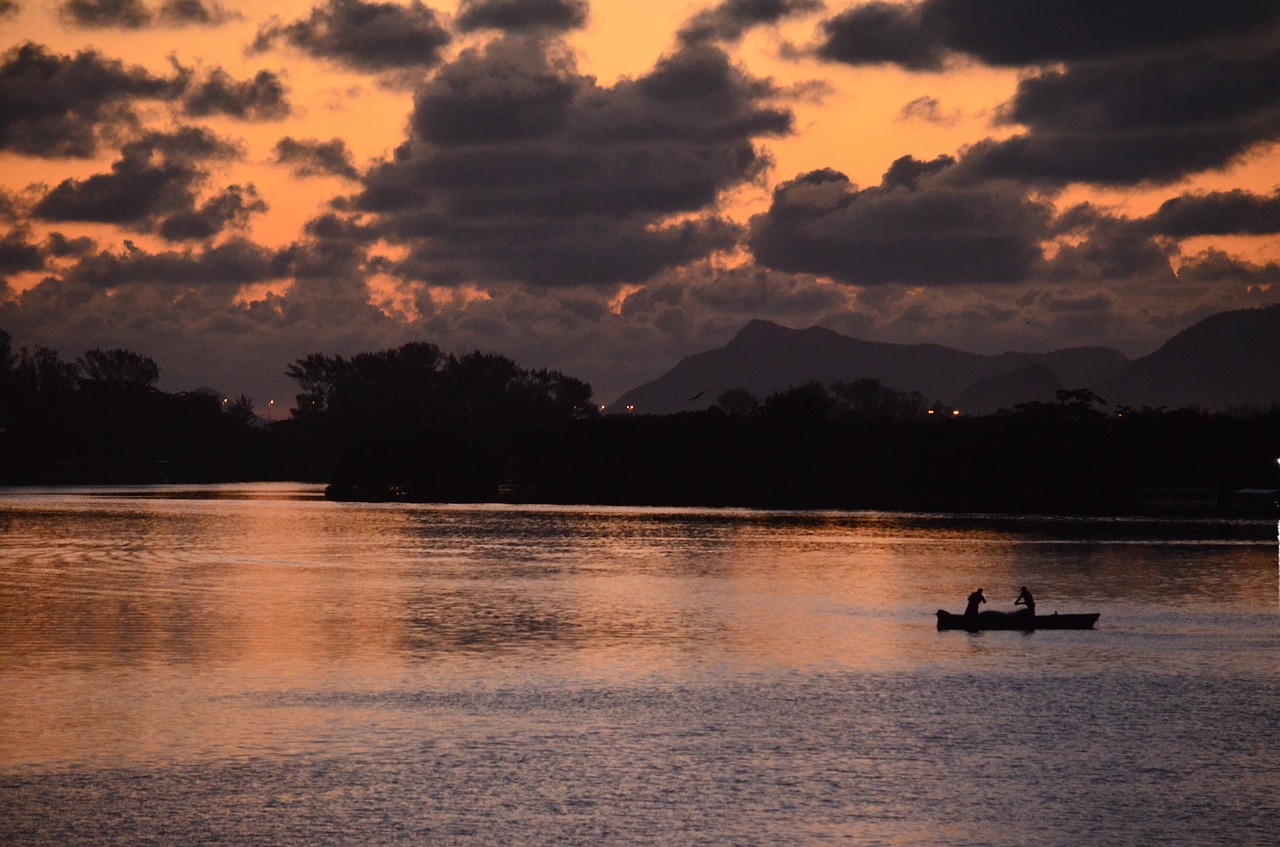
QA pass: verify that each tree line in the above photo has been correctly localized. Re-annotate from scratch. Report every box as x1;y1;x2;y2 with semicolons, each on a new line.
0;330;591;485
3;327;1276;515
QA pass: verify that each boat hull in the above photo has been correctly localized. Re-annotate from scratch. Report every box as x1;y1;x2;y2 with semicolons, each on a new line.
936;610;1099;631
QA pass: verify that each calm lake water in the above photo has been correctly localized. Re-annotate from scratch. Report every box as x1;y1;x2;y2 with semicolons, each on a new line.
1;483;1277;846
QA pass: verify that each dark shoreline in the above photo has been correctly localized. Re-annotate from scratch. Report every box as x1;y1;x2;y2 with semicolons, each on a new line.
321;410;1280;518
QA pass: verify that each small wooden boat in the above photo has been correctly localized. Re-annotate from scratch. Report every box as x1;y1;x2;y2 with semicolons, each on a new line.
936;609;1099;631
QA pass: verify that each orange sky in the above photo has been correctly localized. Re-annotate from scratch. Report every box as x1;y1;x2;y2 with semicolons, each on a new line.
2;1;1278;405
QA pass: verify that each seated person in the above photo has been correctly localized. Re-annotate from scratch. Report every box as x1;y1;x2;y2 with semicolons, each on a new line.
1014;586;1036;615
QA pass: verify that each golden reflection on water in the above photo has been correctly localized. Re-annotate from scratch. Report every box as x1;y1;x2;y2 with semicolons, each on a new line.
1;486;1276;769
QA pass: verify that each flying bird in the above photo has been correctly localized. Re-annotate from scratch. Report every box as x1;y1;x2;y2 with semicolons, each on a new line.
687;390;706;401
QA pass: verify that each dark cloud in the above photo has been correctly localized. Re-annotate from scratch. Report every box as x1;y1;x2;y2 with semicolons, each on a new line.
356;38;791;287
181;68;291;120
1040;206;1177;284
61;237;286;291
749;156;1052;286
897;94;953;125
0;189;22;222
815;3;1280;187
0;229;44;275
45;232;98;257
157;0;237;25
455;0;588;34
33;127;238;231
0;43;185;158
956;48;1280;186
815;0;1280;69
272;136;360;179
1175;249;1280;287
0;1;18;20
1144;189;1280;237
250;0;452;73
158;184;267;242
816;2;943;70
59;0;152;29
678;0;824;45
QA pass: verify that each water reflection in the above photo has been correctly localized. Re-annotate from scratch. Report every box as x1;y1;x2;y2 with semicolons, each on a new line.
1;487;1277;845
2;492;1275;681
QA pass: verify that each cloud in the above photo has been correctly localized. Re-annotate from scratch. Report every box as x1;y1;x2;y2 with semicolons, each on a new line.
455;0;588;34
157;184;267;242
181;68;291;120
272;136;360;179
0;43;185;158
678;0;824;45
250;0;452;73
33;127;240;234
57;0;238;28
0;228;44;275
59;237;286;291
815;0;1280;69
44;231;98;257
896;94;954;125
816;2;943;70
814;3;1280;187
1175;249;1280;287
1144;189;1280;237
956;48;1280;186
1040;205;1178;284
355;37;792;287
0;1;18;20
748;156;1053;286
59;0;152;29
0;189;23;223
157;0;237;26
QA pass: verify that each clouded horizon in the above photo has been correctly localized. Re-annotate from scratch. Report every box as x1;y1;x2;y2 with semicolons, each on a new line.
3;0;1279;408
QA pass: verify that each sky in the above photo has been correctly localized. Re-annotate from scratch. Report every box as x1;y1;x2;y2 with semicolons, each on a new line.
2;0;1279;409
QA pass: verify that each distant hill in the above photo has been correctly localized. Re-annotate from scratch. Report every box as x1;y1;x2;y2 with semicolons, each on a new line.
1097;303;1280;410
612;320;1128;414
952;364;1063;415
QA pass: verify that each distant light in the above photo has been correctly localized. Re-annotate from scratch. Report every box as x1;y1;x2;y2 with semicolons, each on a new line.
952;409;960;416
927;410;935;415
626;404;635;413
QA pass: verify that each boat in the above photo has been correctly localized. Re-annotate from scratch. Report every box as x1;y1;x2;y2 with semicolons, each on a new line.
936;609;1099;631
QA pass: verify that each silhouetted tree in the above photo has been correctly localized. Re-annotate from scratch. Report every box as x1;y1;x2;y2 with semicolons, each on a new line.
13;345;79;398
285;341;593;442
0;328;12;377
831;378;928;421
285;352;345;416
715;387;760;416
762;382;835;425
227;394;256;425
76;348;160;388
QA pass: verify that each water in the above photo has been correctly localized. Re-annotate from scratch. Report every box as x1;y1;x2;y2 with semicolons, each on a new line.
1;484;1277;846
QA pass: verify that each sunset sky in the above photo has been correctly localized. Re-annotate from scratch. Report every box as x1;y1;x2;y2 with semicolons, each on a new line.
2;0;1279;407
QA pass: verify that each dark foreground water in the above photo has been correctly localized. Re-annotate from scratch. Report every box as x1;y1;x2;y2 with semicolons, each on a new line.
2;484;1277;846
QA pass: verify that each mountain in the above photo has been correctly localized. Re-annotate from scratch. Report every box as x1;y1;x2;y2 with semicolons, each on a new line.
952;364;1062;415
612;320;1128;414
1097;303;1280;410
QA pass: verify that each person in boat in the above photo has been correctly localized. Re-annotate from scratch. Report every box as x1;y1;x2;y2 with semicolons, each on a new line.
964;588;986;616
1014;586;1036;615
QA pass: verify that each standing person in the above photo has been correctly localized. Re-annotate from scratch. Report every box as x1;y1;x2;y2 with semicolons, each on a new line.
964;588;986;616
1015;586;1036;615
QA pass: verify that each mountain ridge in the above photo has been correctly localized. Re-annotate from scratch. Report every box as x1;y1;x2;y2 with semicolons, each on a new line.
613;304;1280;414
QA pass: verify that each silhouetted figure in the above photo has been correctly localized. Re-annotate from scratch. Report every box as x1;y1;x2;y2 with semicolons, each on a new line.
1015;586;1036;615
964;588;986;616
